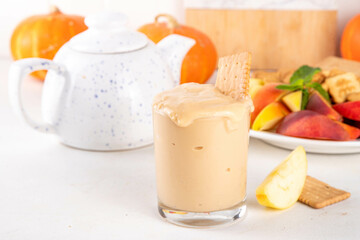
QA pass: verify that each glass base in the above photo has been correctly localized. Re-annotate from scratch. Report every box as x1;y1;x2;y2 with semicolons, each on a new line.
158;200;247;229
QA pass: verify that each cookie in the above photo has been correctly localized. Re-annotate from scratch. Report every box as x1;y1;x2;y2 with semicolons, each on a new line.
215;52;251;100
347;92;360;102
322;70;330;78
298;176;351;209
328;68;346;78
321;82;329;92
312;72;326;84
325;72;360;103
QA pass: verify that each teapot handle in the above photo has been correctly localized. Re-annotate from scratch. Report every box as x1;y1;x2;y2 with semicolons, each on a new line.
8;58;68;133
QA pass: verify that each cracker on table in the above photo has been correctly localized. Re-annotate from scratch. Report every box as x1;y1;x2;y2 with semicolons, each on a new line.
215;52;251;100
298;176;351;209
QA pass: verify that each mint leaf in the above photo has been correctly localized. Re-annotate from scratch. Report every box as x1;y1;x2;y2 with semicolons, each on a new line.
276;84;302;91
301;89;310;110
290;78;304;87
306;82;331;102
274;65;329;109
290;65;321;85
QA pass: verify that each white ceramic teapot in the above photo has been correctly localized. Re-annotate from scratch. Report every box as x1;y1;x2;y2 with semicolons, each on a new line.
9;12;195;151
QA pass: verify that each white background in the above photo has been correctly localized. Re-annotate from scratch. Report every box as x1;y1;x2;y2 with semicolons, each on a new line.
0;0;359;58
1;1;360;238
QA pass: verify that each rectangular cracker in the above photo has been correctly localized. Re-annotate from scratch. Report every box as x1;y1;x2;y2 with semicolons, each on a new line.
298;176;351;209
215;52;251;100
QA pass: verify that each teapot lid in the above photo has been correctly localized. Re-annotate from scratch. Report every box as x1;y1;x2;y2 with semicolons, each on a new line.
68;12;148;53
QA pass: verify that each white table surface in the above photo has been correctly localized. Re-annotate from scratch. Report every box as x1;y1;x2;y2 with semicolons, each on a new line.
1;58;359;240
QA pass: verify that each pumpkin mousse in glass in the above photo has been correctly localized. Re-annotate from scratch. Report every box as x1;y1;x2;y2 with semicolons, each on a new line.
153;53;253;228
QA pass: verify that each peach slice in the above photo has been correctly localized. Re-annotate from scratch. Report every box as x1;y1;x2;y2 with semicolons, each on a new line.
282;91;302;112
333;101;360;121
306;91;342;121
252;102;290;131
251;83;288;124
277;110;349;141
338;122;360;140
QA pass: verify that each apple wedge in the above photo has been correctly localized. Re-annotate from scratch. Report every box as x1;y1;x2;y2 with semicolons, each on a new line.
252;102;290;131
282;91;302;112
256;146;307;210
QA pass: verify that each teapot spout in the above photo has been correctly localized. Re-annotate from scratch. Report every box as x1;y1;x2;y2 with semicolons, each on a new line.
157;34;195;85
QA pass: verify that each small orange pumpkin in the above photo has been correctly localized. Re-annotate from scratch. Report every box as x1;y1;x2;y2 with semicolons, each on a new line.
10;6;87;80
341;14;360;61
138;14;217;84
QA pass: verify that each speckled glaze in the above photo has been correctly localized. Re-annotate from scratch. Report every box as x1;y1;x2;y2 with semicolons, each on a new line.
8;12;195;151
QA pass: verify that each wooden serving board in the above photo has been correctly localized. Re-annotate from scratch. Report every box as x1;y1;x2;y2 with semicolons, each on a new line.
317;56;360;76
186;9;337;70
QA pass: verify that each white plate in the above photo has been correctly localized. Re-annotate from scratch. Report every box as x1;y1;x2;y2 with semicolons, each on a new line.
250;130;360;154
